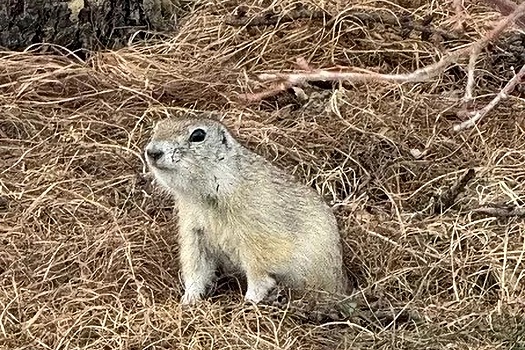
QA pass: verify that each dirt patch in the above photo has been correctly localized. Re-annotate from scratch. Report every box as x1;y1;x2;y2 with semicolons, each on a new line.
1;0;524;349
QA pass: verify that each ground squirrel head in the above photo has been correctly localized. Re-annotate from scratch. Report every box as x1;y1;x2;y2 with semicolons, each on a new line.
145;117;238;198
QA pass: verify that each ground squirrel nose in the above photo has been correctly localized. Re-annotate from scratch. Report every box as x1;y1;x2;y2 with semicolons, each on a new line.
146;148;164;161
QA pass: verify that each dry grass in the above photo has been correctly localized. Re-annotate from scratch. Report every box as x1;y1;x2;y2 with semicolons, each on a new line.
1;0;525;349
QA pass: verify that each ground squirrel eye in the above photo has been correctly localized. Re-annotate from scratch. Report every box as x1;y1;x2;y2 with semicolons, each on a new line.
189;128;206;143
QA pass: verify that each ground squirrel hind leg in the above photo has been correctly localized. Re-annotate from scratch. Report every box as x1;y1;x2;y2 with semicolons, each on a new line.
179;227;217;305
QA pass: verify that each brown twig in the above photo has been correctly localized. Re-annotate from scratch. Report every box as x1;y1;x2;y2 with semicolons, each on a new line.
453;63;525;131
471;206;525;217
433;169;476;214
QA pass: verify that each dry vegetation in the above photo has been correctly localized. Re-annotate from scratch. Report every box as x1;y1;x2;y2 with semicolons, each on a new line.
1;0;525;349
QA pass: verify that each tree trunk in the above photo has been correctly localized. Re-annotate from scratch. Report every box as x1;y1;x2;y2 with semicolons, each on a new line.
0;0;181;52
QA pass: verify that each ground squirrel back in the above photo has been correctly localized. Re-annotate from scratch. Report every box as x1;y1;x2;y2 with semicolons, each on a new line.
145;116;345;304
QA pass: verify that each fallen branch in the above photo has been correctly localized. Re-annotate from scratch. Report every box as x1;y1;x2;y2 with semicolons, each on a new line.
255;4;524;87
471;205;525;217
245;46;469;100
453;63;525;131
463;1;525;104
258;48;468;86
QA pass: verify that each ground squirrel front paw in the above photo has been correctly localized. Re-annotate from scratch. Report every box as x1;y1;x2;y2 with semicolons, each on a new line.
244;275;276;304
181;287;204;305
181;293;200;305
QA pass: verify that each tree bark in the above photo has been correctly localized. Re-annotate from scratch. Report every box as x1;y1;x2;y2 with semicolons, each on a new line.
0;0;181;52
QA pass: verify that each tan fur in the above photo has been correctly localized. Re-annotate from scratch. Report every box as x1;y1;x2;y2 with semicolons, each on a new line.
144;116;345;304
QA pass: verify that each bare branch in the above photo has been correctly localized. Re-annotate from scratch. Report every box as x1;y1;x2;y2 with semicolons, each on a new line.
238;82;292;102
226;7;460;42
463;1;525;104
258;47;469;85
453;63;525;131
340;12;460;42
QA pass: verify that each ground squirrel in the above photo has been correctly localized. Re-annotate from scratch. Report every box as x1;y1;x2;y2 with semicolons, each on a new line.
145;116;345;304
